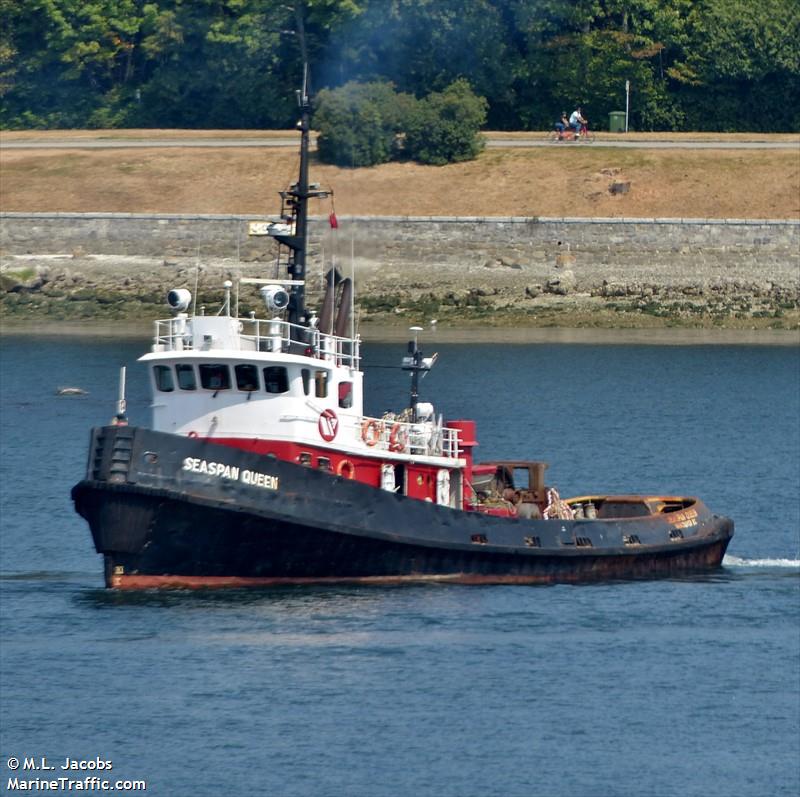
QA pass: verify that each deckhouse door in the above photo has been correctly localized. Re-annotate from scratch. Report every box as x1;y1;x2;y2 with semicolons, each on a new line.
381;464;396;492
436;469;450;506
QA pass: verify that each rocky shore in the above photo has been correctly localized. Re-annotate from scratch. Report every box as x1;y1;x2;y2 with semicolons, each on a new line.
1;213;798;331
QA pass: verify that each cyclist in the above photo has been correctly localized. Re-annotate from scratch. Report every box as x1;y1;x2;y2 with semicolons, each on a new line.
569;106;587;137
555;111;569;137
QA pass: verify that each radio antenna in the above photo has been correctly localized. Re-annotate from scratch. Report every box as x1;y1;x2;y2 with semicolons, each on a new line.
112;366;128;426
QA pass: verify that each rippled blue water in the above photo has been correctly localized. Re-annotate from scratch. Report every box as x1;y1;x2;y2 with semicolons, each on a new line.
1;335;798;797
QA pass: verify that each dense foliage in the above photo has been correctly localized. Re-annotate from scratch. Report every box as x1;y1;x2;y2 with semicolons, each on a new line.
1;0;798;132
404;80;488;165
314;79;486;166
315;81;410;167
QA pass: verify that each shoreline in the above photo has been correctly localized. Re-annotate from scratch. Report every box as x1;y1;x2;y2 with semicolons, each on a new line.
2;319;798;346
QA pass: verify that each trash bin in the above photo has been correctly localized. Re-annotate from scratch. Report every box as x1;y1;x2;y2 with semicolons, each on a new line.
609;111;626;132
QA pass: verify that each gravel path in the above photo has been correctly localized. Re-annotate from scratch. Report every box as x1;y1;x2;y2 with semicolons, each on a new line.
3;135;798;150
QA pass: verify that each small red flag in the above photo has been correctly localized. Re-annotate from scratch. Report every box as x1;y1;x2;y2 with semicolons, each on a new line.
329;212;339;229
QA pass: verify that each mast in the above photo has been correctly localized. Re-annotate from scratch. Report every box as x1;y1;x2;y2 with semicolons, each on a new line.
268;9;328;329
402;327;438;419
288;63;312;327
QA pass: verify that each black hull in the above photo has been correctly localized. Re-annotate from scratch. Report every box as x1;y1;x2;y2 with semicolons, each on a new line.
72;426;734;588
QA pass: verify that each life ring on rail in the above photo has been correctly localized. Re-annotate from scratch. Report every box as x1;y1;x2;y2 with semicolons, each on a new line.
337;459;355;479
388;422;409;452
187;431;198;438
361;419;382;446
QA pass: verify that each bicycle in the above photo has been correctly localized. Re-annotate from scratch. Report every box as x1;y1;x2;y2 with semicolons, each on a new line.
546;123;596;143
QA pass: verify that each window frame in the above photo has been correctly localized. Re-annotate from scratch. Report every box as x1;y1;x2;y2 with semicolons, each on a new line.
263;365;290;395
153;364;175;392
175;363;197;391
199;363;232;391
314;369;329;399
338;381;353;409
235;363;260;392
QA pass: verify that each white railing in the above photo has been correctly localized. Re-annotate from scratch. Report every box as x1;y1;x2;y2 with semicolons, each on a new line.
357;415;461;460
153;316;360;368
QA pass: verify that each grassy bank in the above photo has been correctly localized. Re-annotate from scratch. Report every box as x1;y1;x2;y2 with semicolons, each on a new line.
2;130;798;332
2;131;799;219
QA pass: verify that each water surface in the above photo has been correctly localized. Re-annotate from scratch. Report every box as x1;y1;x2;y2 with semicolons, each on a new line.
1;336;798;796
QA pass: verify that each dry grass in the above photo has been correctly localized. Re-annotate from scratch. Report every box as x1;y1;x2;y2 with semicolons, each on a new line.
1;132;799;219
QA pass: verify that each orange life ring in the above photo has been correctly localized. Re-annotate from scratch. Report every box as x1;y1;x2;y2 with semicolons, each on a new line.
336;459;355;479
388;422;409;452
188;431;198;438
361;419;382;446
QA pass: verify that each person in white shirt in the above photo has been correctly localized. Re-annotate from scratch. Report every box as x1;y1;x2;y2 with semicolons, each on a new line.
569;106;586;136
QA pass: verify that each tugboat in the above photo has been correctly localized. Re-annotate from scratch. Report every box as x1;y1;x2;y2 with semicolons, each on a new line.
71;82;733;589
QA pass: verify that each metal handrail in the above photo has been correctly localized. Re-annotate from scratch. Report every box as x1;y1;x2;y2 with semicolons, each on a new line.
153;316;361;368
357;415;461;460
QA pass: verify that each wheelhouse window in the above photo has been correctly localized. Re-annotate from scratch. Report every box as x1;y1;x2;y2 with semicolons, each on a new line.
176;363;196;391
199;363;231;391
235;364;259;392
263;366;289;394
153;365;174;392
513;468;530;490
338;381;353;409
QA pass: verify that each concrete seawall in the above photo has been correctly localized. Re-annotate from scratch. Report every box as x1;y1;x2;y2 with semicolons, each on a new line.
2;211;798;257
2;212;798;328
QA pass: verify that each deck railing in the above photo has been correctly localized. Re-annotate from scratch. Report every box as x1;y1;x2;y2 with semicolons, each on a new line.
357;415;461;460
153;316;360;368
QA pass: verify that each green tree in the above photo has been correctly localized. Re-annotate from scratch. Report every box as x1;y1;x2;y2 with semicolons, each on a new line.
1;0;797;132
132;1;295;128
314;79;486;167
314;81;414;167
667;0;800;130
0;0;154;127
404;79;487;165
509;0;691;130
0;0;360;129
319;0;518;128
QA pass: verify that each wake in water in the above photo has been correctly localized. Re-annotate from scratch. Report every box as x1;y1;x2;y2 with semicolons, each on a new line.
723;555;800;568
